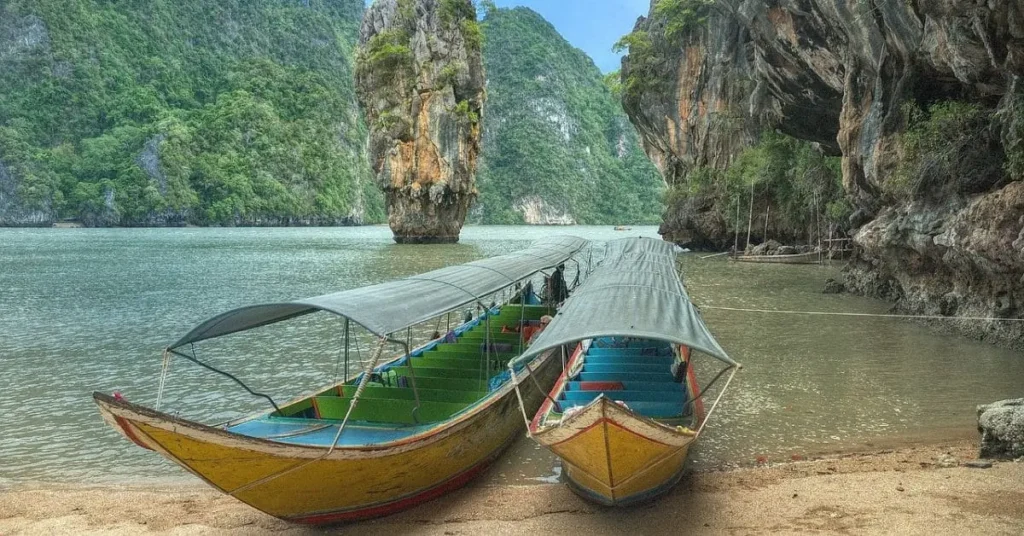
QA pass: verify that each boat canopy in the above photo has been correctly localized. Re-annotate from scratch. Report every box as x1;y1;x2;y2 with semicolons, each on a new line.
513;237;737;366
169;236;589;349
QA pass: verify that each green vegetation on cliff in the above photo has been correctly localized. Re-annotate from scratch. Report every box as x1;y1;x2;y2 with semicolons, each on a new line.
477;7;664;224
668;132;850;243
615;0;713;101
0;0;383;226
888;101;1006;202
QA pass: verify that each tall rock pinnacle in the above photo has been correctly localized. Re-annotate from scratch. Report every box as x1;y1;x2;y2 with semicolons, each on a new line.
356;0;485;243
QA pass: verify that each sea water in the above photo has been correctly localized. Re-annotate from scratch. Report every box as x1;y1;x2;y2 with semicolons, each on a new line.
0;226;1020;487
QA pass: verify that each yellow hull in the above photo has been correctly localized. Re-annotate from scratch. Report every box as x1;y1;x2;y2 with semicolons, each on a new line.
533;397;696;506
94;351;558;523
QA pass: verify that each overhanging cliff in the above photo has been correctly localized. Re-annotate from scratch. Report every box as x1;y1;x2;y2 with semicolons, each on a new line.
621;0;1024;345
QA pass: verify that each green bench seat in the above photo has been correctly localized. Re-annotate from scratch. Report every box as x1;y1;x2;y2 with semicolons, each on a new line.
312;396;468;424
336;385;486;404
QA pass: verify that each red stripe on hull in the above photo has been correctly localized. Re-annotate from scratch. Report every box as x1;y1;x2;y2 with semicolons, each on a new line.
114;416;154;451
291;451;497;525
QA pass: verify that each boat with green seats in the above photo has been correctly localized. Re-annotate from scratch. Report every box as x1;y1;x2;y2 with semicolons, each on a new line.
93;236;589;524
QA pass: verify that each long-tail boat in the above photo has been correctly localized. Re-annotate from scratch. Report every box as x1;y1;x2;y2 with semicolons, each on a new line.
509;237;740;506
93;236;589;524
730;250;823;264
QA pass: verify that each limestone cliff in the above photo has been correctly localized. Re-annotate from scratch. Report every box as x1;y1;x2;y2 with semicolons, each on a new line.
356;0;485;243
622;0;1024;345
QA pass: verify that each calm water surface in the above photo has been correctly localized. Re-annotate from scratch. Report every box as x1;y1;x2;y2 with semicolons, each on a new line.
1;226;1021;488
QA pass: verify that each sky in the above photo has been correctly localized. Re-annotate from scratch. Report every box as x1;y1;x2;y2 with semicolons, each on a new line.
365;1;651;73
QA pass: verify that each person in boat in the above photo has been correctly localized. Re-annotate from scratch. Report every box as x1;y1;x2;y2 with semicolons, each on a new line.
549;264;569;304
522;315;552;343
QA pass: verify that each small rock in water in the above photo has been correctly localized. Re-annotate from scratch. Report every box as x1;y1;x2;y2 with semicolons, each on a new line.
964;460;993;469
896;485;905;492
936;454;959;468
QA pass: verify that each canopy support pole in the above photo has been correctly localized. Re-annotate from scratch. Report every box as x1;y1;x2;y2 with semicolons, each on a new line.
519;287;527;355
343;319;350;382
484;303;492;382
396;331;421;423
155;349;171;410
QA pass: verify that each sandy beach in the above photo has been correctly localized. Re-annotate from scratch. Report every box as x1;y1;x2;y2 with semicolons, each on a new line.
1;441;1021;535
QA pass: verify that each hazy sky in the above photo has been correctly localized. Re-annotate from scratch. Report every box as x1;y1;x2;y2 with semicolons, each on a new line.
365;1;651;73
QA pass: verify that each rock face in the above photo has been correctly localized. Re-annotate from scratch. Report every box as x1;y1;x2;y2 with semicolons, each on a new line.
476;6;664;225
978;399;1024;459
0;159;54;226
356;0;485;243
621;0;1024;344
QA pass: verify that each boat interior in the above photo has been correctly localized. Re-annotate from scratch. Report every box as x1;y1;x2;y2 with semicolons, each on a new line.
224;304;554;446
543;337;693;424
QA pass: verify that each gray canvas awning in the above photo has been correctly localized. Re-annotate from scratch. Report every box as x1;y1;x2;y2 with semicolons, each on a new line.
170;236;589;348
514;237;737;366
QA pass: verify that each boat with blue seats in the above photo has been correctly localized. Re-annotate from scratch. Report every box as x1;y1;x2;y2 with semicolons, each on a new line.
93;236;589;524
509;237;741;506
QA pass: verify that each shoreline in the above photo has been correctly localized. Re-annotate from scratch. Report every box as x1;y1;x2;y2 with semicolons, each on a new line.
2;440;1021;535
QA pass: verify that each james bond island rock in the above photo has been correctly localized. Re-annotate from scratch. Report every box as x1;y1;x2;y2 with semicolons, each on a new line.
620;0;1024;345
356;0;485;243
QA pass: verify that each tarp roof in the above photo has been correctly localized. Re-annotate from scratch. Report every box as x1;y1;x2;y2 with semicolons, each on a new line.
169;236;589;348
514;237;737;366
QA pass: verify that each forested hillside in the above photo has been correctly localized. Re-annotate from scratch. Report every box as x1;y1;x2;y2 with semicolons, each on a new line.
475;6;664;225
0;0;382;226
0;1;664;227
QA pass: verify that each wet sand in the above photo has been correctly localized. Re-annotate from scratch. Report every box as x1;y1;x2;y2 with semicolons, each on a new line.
1;441;1021;535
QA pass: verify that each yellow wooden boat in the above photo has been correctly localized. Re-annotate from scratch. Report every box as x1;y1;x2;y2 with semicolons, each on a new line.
509;237;740;506
94;236;588;524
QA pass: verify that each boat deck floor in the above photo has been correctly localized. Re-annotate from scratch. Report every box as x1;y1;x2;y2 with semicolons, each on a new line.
225;418;433;446
557;337;688;420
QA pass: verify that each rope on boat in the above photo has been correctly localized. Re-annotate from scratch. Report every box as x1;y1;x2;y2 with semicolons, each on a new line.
682;364;730;415
699;305;1024;322
695;365;740;438
509;365;533;436
227;336;390;497
328;337;389;454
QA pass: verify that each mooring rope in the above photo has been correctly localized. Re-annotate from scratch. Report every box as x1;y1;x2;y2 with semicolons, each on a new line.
699;305;1024;322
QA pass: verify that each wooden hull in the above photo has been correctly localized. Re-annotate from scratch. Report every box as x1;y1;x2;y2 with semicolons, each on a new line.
93;350;559;524
532;397;696;506
730;251;822;264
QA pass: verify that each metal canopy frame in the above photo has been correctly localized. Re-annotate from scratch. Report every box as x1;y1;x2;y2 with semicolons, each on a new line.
168;236;590;349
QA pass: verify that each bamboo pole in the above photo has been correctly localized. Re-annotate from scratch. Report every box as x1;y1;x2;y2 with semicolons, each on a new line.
763;204;770;241
733;195;740;253
745;183;754;250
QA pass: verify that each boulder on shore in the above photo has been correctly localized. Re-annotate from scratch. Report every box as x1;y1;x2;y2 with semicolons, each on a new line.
977;399;1024;459
823;278;845;294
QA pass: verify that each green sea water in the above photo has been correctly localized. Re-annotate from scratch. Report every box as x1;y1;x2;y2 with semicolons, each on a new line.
0;226;1021;487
